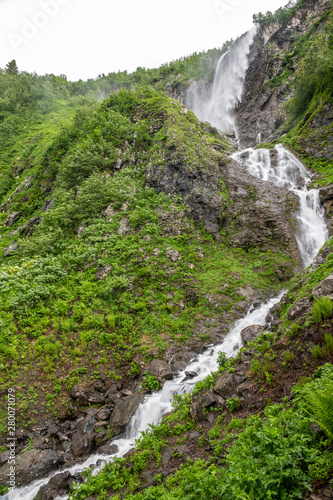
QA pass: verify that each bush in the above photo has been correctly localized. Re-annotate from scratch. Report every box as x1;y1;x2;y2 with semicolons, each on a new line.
312;296;333;323
141;372;160;392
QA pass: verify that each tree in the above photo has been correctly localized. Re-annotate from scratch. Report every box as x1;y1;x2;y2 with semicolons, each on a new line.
5;60;19;75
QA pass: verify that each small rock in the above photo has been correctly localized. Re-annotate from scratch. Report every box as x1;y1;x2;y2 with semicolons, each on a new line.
118;218;129;235
166;247;181;262
96;407;111;421
97;443;119;455
153;248;160;256
214;372;236;399
5;212;20;227
185;371;198;378
4;242;18;257
70;384;106;406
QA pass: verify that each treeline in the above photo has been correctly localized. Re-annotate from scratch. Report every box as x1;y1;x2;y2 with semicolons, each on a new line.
253;0;309;26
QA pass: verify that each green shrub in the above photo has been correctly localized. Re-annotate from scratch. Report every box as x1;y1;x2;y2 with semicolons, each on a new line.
226;397;242;413
217;351;227;369
312;296;333;324
141;372;160;392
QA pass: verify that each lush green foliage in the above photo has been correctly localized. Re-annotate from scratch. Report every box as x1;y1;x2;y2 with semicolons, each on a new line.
253;0;308;27
312;296;333;323
69;365;333;500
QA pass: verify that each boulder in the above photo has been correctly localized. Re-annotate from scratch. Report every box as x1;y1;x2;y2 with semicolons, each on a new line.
70;384;106;406
313;273;333;299
96;407;111;421
319;184;333;202
109;393;144;437
0;449;60;487
36;471;72;500
240;324;264;345
71;413;97;457
237;381;254;399
213;372;236;399
0;451;9;466
287;298;311;322
97;443;119;455
146;359;173;381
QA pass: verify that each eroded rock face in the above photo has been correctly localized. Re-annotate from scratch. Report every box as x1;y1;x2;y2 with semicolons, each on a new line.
0;449;60;487
236;0;332;147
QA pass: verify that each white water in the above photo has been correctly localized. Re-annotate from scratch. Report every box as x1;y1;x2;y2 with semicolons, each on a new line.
6;26;330;500
188;26;257;135
232;145;329;268
7;293;285;500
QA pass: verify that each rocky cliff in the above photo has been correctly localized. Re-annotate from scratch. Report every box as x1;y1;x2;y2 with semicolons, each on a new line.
236;0;332;147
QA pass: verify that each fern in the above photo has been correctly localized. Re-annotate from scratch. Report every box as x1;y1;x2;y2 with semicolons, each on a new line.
312;296;333;323
304;379;333;442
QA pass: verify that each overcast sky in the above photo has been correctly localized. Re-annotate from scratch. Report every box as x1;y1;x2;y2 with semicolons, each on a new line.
0;0;288;81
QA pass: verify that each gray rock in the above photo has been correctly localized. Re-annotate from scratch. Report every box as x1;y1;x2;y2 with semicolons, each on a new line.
4;242;18;257
42;200;54;212
36;471;71;500
97;443;119;455
185;371;198;378
240;324;264;345
0;451;9;466
96;407;111;421
70;384;106;406
146;359;173;381
95;265;112;281
5;212;20;227
237;381;254;399
287;298;311;322
313;273;333;299
0;449;60;487
71;413;96;457
109;393;144;437
118;218;129;235
166;247;181;262
214;372;236;399
171;361;187;373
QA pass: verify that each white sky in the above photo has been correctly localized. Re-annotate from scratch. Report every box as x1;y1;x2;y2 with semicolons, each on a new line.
0;0;288;81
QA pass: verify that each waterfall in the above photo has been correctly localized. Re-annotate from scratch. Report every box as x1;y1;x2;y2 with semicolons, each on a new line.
187;26;257;135
7;293;285;500
7;26;330;500
232;145;329;268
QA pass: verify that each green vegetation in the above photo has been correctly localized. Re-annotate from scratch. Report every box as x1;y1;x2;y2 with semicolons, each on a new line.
69;365;333;499
253;0;309;27
312;296;333;323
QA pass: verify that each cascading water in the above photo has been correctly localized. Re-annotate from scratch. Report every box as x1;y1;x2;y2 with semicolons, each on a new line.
7;26;330;500
187;26;257;135
7;293;285;500
232;145;329;268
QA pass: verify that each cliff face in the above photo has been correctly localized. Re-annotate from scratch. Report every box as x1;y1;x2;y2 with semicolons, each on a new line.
236;0;332;147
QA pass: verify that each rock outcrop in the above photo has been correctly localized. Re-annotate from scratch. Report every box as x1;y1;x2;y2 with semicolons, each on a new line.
236;0;332;147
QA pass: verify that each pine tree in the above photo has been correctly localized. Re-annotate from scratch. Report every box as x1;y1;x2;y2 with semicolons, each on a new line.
5;59;19;75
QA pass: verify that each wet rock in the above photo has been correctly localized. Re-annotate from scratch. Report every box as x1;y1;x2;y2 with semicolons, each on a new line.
171;360;187;373
214;372;236;399
97;443;119;455
70;384;106;406
287;298;311;323
146;359;173;381
185;371;198;378
36;471;72;500
109;393;144;437
4;242;18;257
313;273;333;299
0;449;60;487
162;446;173;465
5;212;20;227
240;324;264;345
319;184;333;202
71;413;97;457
